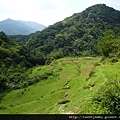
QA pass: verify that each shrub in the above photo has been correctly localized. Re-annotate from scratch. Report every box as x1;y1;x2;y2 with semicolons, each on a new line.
86;71;95;81
0;104;6;110
110;58;118;63
92;78;120;114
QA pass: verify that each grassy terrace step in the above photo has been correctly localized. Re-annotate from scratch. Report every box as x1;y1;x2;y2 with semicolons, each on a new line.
0;57;119;114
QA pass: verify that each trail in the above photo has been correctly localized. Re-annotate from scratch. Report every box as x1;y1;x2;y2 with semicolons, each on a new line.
59;105;75;114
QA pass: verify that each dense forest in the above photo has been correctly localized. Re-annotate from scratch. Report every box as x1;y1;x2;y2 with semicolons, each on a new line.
0;31;46;95
11;4;120;62
0;4;120;113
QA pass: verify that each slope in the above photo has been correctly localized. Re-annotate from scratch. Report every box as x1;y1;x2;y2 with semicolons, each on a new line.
0;57;100;113
0;57;119;114
26;4;120;58
18;20;45;31
0;4;120;114
0;31;45;94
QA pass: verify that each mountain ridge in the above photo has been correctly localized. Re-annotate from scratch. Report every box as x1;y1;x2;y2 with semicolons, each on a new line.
0;18;46;35
25;4;120;60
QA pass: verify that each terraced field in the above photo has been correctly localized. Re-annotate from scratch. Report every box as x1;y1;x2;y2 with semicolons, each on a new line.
0;57;120;114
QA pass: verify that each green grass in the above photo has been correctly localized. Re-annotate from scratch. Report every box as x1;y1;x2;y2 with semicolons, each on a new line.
0;57;120;114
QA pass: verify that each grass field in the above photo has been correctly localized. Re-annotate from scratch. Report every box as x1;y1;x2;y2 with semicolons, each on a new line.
0;57;120;114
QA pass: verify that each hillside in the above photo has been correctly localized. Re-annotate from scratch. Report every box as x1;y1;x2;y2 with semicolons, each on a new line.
0;18;46;35
0;31;45;94
0;4;120;114
0;57;120;114
25;4;120;59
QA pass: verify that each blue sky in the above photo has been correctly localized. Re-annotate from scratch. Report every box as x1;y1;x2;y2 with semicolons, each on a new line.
0;0;120;26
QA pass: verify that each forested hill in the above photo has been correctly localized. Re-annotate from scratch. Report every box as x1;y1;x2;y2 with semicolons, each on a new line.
0;4;120;114
0;31;46;93
23;4;120;60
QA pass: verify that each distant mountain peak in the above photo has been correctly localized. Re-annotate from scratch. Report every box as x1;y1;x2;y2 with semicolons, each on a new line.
3;18;13;22
0;19;46;35
6;18;13;20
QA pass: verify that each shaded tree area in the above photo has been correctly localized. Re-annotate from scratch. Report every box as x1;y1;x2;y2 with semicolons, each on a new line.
10;34;30;45
0;32;46;100
98;30;120;59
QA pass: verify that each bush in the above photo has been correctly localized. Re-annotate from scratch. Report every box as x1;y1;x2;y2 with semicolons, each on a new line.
110;58;118;63
86;70;95;81
92;77;120;114
24;71;54;87
0;104;6;110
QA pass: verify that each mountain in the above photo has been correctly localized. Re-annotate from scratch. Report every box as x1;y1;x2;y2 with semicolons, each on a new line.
24;4;120;61
0;4;120;114
1;4;120;91
18;20;46;31
0;18;46;35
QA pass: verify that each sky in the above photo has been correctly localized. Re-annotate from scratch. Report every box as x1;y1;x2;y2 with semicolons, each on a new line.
0;0;120;26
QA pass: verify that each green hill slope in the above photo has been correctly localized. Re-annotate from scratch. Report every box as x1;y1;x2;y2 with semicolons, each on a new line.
0;4;120;114
0;57;119;114
10;4;120;64
25;4;120;58
0;31;46;99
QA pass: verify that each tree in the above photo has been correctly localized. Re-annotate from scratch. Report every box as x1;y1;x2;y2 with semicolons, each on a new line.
0;64;8;94
98;37;120;58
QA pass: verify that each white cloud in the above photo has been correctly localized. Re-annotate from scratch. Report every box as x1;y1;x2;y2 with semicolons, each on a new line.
0;0;66;25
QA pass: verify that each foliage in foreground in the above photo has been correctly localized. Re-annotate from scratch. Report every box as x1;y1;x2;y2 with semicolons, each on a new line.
91;77;120;114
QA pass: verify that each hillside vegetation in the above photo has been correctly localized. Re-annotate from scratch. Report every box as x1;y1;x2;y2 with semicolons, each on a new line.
0;4;120;114
10;4;120;64
0;31;46;95
0;57;120;114
7;4;120;59
25;4;120;58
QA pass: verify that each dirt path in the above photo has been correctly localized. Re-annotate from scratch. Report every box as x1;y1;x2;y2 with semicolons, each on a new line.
63;111;75;114
59;104;76;114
